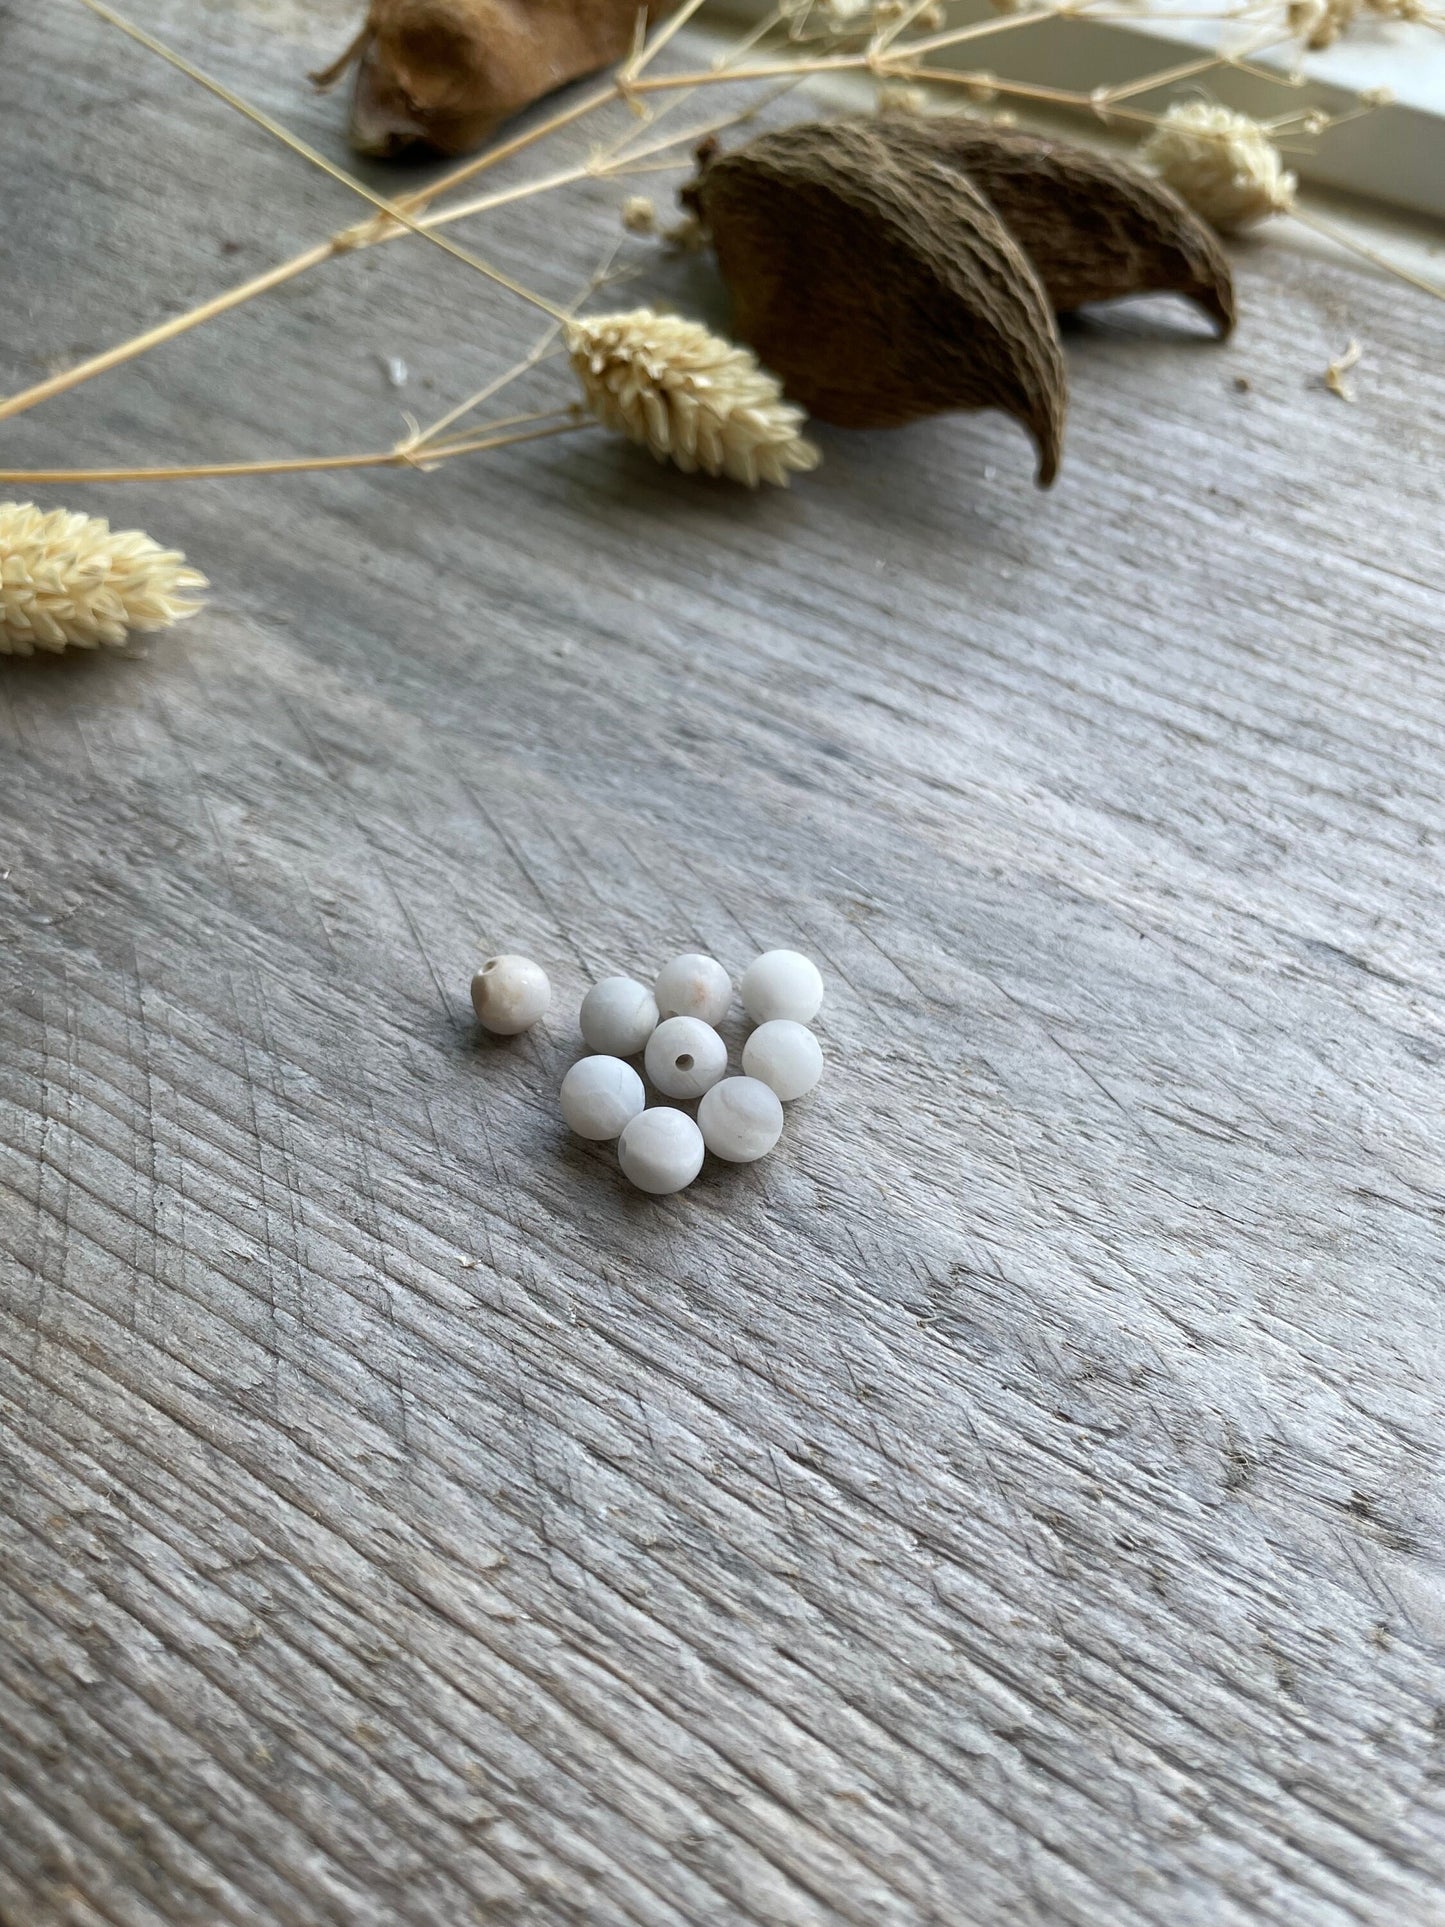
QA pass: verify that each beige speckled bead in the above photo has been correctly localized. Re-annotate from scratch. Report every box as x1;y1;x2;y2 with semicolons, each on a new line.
654;952;732;1026
470;954;550;1035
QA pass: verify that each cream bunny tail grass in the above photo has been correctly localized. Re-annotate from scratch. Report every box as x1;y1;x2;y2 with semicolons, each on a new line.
566;309;820;488
1141;103;1297;232
0;502;207;654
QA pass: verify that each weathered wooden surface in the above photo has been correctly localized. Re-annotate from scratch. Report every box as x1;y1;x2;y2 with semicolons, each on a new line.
3;2;1445;1922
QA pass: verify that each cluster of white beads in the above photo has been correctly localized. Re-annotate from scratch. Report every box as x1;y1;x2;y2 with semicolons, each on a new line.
569;948;826;1195
469;947;827;1196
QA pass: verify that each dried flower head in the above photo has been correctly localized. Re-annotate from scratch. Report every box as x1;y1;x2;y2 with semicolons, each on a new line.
875;81;928;116
1287;0;1421;47
620;194;657;234
1140;103;1296;230
565;308;821;486
820;0;879;24
0;502;207;655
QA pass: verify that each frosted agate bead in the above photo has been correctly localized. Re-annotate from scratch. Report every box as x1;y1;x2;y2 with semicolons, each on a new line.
471;954;550;1034
654;952;732;1026
742;1019;823;1101
741;949;823;1025
698;1077;784;1163
618;1107;705;1194
644;1015;727;1099
559;1056;646;1141
579;975;659;1056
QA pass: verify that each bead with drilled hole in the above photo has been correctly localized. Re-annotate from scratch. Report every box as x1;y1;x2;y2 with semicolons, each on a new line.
644;1015;727;1099
559;1056;646;1141
579;975;659;1056
470;954;550;1035
618;1107;705;1194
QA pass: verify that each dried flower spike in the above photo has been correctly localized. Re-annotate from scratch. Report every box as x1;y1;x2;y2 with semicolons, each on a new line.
871;117;1235;335
0;503;206;656
1140;103;1296;232
566;309;821;487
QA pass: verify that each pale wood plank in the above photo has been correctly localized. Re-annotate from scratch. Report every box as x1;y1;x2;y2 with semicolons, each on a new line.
2;3;1444;1924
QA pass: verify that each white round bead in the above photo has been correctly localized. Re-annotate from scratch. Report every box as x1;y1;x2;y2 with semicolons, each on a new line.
654;952;732;1026
698;1076;784;1163
741;949;824;1025
559;1056;646;1141
618;1107;705;1195
742;1019;823;1101
470;954;550;1035
644;1015;728;1100
579;975;659;1056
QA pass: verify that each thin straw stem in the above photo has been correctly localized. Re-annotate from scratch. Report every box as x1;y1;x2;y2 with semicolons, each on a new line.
0;417;590;487
887;7;1086;60
422;411;586;458
1094;48;1258;103
0;239;336;425
0;96;725;429
401;0;782;209
75;0;570;321
627;0;713;76
430;103;764;231
625;52;866;86
3;0;1438;447
414;342;572;451
2;450;401;483
0;5;765;427
398;80;625;212
1287;204;1445;302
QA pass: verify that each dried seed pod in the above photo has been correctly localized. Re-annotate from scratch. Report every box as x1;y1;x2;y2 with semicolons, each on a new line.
314;0;677;158
871;118;1235;335
686;121;1067;485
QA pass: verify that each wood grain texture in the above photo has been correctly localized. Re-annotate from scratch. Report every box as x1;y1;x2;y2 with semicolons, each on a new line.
2;3;1444;1922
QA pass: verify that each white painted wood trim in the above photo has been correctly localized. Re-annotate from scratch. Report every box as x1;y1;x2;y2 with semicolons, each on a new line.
710;0;1445;218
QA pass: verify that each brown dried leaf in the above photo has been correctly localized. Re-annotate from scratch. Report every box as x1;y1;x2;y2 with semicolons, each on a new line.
873;119;1236;335
689;121;1067;486
318;0;676;158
